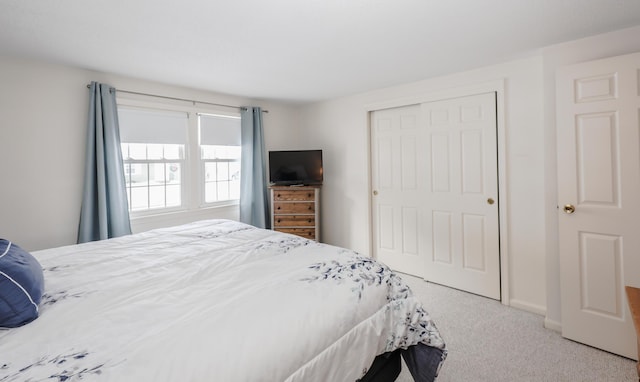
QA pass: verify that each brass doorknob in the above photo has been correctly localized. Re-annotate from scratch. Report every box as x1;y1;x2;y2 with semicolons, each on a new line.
563;204;576;214
487;198;495;205
373;190;378;196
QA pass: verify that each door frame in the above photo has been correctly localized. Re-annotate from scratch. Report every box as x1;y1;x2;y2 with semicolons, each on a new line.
365;79;510;305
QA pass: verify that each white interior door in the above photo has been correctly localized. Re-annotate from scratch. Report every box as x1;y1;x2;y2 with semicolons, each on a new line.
557;51;640;360
371;93;500;300
371;104;426;274
421;93;500;300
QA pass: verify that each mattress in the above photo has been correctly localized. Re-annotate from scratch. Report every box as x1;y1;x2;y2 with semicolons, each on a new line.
0;219;446;381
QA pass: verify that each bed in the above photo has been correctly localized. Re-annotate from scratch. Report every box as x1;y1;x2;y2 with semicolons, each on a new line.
0;219;446;381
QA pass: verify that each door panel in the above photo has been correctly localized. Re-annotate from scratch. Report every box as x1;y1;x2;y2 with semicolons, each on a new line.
557;51;640;359
461;130;484;193
576;112;618;205
432;211;453;264
579;232;622;318
462;214;486;271
431;133;451;192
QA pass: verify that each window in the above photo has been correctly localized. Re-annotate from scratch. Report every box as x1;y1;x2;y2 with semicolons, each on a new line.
121;143;184;211
119;108;188;212
199;114;241;204
117;103;242;216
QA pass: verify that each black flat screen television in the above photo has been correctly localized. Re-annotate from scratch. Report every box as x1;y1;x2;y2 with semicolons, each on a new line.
269;150;323;186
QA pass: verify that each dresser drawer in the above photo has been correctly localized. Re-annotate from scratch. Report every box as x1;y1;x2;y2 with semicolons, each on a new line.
273;202;315;214
275;228;316;239
273;190;315;201
273;215;315;227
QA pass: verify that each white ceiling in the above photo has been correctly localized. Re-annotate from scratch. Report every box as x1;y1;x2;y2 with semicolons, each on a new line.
2;0;640;103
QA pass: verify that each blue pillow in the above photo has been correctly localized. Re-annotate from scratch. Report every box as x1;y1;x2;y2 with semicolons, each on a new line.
0;239;45;328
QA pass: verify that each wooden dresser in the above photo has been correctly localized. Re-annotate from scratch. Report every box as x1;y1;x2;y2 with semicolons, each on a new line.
270;186;320;241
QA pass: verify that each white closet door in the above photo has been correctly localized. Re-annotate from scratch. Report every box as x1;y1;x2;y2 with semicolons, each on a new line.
371;93;500;300
557;51;640;359
371;104;426;274
421;93;500;300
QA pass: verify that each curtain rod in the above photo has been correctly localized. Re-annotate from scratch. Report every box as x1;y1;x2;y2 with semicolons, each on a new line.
85;84;268;113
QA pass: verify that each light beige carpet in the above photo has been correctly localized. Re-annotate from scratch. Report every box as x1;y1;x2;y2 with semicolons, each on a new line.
395;273;636;382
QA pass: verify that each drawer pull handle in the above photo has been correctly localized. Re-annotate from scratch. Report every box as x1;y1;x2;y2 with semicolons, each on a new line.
277;219;281;223
308;206;312;210
308;219;312;223
277;206;281;210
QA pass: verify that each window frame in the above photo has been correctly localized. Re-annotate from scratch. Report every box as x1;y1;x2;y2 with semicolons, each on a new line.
116;96;241;220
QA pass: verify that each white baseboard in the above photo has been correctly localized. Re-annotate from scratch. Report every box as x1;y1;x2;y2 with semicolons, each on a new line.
544;317;562;332
509;299;562;332
509;299;546;316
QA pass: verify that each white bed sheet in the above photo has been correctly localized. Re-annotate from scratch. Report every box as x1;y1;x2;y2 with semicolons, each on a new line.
0;219;445;381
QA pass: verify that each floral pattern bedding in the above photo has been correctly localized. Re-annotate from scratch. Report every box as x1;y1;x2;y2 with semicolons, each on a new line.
0;219;446;381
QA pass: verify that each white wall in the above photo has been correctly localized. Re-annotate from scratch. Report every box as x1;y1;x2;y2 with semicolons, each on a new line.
297;97;371;249
298;24;640;321
0;55;299;251
299;56;547;314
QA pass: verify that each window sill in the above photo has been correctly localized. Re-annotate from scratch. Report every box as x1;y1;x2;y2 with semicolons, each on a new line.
130;204;240;233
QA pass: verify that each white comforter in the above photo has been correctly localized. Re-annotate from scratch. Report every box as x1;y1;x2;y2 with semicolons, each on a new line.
0;219;445;382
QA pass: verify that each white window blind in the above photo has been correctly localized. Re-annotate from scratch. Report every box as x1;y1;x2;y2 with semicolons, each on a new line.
198;113;241;204
199;113;241;146
119;108;188;144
